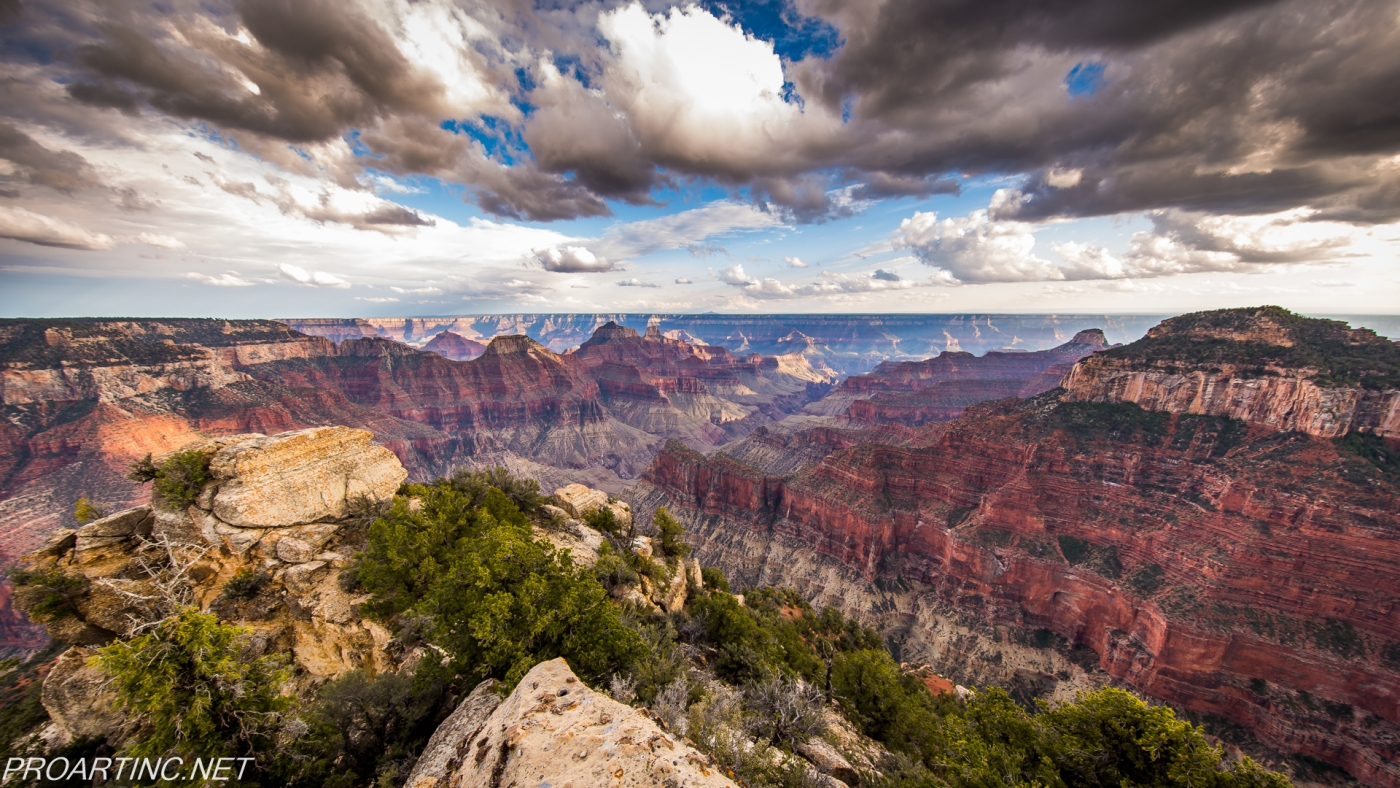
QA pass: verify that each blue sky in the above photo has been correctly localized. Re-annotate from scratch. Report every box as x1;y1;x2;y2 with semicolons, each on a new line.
1;0;1396;318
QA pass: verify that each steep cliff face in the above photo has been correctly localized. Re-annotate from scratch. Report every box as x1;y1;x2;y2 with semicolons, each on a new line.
805;329;1110;423
634;308;1400;788
0;319;840;647
634;399;1400;784
1064;307;1400;438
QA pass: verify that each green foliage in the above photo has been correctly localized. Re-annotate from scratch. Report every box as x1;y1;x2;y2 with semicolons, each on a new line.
447;466;544;513
1101;306;1400;390
584;505;623;535
920;687;1291;788
93;609;290;764
1309;618;1364;659
701;566;731;593
9;567;85;623
654;507;690;559
355;479;643;689
1335;431;1400;481
280;668;451;788
595;552;640;591
219;568;271;601
130;449;211;511
1052;402;1171;446
1129;563;1166;596
1057;535;1091;564
73;497;105;525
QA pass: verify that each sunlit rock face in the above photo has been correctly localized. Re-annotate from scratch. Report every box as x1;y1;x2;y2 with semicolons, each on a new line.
427;658;738;788
13;427;413;748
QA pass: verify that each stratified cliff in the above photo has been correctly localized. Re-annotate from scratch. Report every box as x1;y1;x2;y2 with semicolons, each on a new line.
1064;307;1400;438
0;319;833;649
633;308;1400;787
804;328;1110;424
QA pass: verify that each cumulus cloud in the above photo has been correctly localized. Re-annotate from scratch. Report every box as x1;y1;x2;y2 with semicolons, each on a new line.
675;277;693;284
0;206;113;250
186;272;254;287
135;232;184;250
717;263;931;300
617;278;659;287
533;245;614;273
278;263;351;288
898;198;1363;285
356;296;400;302
785;256;808;268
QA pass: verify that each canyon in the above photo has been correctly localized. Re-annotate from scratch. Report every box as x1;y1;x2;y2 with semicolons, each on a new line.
631;307;1400;786
0;318;831;633
3;307;1399;786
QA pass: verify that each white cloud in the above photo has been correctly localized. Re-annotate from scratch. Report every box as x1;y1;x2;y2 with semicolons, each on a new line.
356;296;401;303
617;278;659;287
278;263;351;288
593;201;784;259
717;263;933;300
588;4;840;177
785;256;807;268
675;277;693;284
533;245;614;273
391;285;443;294
186;271;254;287
135;232;185;250
0;206;113;250
895;208;1063;283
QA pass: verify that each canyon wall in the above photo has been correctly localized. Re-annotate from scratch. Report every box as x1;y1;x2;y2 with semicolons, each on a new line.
632;309;1400;786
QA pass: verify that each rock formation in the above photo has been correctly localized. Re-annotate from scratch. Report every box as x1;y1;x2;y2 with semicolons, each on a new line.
0;319;836;648
804;328;1110;424
632;309;1400;787
1063;307;1400;438
423;657;738;788
13;427;411;746
421;330;487;361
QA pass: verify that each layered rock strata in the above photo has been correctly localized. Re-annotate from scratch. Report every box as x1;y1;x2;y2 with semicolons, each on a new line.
805;329;1110;424
1064;307;1400;438
633;391;1400;786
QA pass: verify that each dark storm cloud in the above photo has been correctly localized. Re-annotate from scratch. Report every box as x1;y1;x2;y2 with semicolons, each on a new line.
0;123;103;192
2;0;1397;226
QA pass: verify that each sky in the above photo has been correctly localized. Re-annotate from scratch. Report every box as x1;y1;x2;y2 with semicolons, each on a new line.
0;0;1398;318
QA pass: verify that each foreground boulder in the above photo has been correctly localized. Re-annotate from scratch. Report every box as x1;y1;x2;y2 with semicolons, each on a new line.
438;658;737;788
207;426;406;527
14;426;412;747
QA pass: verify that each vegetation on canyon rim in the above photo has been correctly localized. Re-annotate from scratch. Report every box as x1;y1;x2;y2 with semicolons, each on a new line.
1101;306;1400;389
6;466;1285;788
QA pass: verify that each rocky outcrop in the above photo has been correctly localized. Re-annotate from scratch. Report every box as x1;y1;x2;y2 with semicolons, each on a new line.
13;427;415;746
806;328;1110;424
432;658;737;788
405;679;502;788
634;392;1400;786
1063;307;1400;438
205;427;406;527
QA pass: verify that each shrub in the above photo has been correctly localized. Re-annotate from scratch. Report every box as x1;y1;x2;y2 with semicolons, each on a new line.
9;568;85;623
701;567;730;593
654;508;690;559
73;497;105;525
595;553;639;591
744;673;826;746
355;480;643;689
448;466;544;513
93;609;290;764
130;450;210;511
219;569;271;601
584;505;622;535
1057;534;1091;564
